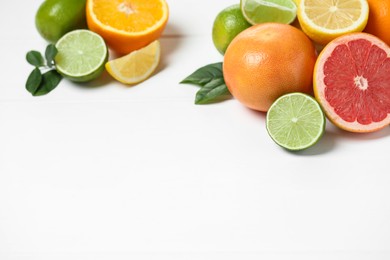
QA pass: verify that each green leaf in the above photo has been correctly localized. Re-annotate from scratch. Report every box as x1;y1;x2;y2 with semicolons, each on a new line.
45;44;58;67
195;78;230;104
181;62;231;104
33;70;63;96
26;68;43;95
26;51;44;67
180;62;223;86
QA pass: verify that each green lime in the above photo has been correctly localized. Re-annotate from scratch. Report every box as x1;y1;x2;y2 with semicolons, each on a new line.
212;4;252;55
266;93;326;151
240;0;297;25
35;0;87;43
55;30;108;83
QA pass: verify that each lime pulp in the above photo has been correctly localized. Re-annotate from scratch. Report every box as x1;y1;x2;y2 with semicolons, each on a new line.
240;0;297;25
55;29;108;83
266;93;326;151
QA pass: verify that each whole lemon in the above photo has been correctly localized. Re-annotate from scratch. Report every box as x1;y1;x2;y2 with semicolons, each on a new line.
35;0;87;43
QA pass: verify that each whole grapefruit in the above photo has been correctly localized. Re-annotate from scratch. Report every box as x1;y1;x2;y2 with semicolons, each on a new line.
223;23;317;112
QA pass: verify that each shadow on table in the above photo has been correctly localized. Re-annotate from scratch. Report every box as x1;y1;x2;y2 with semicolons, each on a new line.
294;129;337;156
294;123;390;156
156;23;184;75
69;23;184;90
243;109;390;156
73;70;114;89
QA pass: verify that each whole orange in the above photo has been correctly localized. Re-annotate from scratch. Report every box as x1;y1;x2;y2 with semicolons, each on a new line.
223;23;317;112
364;0;390;46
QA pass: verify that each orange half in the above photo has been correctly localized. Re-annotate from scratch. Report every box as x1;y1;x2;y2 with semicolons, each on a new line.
86;0;169;54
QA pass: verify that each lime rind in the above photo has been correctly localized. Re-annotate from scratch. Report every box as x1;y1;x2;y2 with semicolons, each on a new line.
212;4;251;55
55;29;108;82
241;0;297;25
266;93;326;151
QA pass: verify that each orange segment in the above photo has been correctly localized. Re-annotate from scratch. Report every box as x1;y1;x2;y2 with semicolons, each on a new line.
86;0;169;54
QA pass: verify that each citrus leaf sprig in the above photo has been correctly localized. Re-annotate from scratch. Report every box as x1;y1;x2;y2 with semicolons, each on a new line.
180;62;231;104
25;44;63;96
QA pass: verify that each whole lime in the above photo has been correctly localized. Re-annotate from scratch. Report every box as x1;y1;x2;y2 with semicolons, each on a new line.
212;4;251;55
35;0;87;43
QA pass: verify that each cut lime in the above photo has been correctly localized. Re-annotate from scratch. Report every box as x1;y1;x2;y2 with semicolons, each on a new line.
240;0;297;25
266;93;325;151
55;29;108;82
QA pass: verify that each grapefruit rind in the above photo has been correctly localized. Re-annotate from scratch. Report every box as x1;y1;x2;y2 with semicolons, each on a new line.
313;33;390;133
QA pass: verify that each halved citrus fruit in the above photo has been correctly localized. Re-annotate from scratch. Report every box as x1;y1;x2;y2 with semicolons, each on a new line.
314;33;390;133
240;0;297;25
297;0;369;45
105;40;160;84
266;92;325;151
86;0;169;54
55;29;108;82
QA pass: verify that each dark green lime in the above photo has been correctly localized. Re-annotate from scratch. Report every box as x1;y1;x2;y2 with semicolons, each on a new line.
212;4;251;55
35;0;87;43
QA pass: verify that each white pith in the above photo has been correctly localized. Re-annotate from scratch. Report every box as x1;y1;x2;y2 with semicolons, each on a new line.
118;2;135;15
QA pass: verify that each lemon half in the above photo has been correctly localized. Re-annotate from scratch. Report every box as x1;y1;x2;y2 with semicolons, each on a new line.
297;0;369;45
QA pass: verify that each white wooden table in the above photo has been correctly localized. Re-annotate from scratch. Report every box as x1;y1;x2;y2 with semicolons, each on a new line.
1;1;390;259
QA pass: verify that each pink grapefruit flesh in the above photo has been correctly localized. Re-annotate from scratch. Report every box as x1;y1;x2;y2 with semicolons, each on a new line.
314;33;390;133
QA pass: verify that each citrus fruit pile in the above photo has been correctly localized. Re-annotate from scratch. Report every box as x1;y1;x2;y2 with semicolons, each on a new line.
33;0;169;85
209;0;390;150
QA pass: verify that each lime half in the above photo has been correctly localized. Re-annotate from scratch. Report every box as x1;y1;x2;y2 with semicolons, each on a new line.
55;29;108;82
266;93;325;151
240;0;297;25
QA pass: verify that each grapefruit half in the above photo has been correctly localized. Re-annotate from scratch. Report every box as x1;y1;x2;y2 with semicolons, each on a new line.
314;33;390;133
